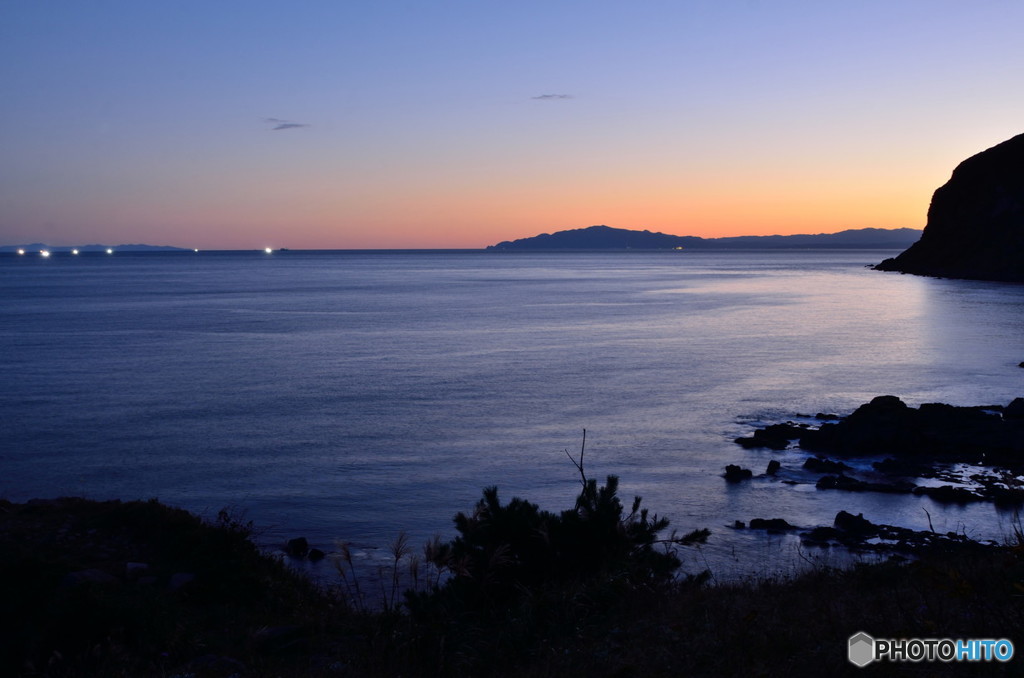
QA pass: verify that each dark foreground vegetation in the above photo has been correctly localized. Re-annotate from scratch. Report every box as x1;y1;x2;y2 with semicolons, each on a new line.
3;478;1023;677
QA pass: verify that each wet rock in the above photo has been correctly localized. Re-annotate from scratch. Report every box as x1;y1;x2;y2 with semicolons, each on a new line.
723;465;753;482
803;526;840;544
748;518;795;532
286;537;310;557
803;457;851;474
798;396;1023;466
815;474;914;494
871;457;931;476
734;423;805;450
308;547;325;561
816;474;858;490
803;513;997;554
733;520;746;529
800;396;916;456
833;511;875;537
766;460;781;475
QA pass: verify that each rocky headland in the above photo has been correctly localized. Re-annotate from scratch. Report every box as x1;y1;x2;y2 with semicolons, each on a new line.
876;132;1024;282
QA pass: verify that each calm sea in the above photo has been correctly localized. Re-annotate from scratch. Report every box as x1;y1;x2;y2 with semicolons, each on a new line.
2;249;1023;579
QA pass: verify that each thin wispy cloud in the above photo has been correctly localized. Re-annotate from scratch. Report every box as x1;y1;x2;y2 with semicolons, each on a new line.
264;117;310;131
532;94;573;100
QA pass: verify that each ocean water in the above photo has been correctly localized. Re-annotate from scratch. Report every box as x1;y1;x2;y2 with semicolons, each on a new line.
2;249;1023;579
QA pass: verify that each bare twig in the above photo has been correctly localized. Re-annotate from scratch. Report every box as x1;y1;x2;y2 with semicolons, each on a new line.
564;428;588;487
923;508;935;534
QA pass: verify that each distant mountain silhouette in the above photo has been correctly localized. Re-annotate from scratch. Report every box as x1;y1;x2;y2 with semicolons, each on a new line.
876;132;1024;282
486;225;921;251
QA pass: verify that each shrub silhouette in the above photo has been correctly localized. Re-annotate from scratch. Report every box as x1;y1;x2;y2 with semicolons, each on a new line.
409;472;709;615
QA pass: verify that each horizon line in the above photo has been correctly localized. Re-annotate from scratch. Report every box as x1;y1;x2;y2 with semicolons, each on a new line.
1;225;922;252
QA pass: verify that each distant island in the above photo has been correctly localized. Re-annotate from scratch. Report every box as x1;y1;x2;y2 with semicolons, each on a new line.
0;243;189;253
486;225;921;251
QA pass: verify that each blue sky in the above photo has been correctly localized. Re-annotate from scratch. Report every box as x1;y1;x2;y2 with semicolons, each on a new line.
3;1;1023;248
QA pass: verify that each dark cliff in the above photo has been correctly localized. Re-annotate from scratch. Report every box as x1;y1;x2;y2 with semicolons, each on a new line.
876;133;1024;282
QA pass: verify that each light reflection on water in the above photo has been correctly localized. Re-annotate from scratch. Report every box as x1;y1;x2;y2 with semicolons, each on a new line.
1;249;1022;581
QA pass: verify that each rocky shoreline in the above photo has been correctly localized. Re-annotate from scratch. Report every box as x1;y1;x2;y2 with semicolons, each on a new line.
733;509;999;555
6;404;1024;678
729;395;1024;507
4;396;1023;675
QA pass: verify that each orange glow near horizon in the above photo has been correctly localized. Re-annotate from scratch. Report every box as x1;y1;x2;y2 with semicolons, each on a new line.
26;155;935;250
3;3;1022;251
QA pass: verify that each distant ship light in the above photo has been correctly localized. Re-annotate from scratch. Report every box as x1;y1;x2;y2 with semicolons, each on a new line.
265;247;273;254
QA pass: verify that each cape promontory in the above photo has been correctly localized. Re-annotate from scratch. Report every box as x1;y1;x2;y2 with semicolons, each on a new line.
875;133;1024;282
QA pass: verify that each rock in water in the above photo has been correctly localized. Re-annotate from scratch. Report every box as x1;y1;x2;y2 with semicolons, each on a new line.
723;464;753;482
748;518;795;531
286;537;310;558
833;511;876;536
876;132;1024;282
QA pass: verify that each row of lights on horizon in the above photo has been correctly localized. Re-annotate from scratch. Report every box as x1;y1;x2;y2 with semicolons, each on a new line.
15;247;277;257
18;248;114;257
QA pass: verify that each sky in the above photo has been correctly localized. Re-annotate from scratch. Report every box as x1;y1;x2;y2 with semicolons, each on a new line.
2;1;1023;250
